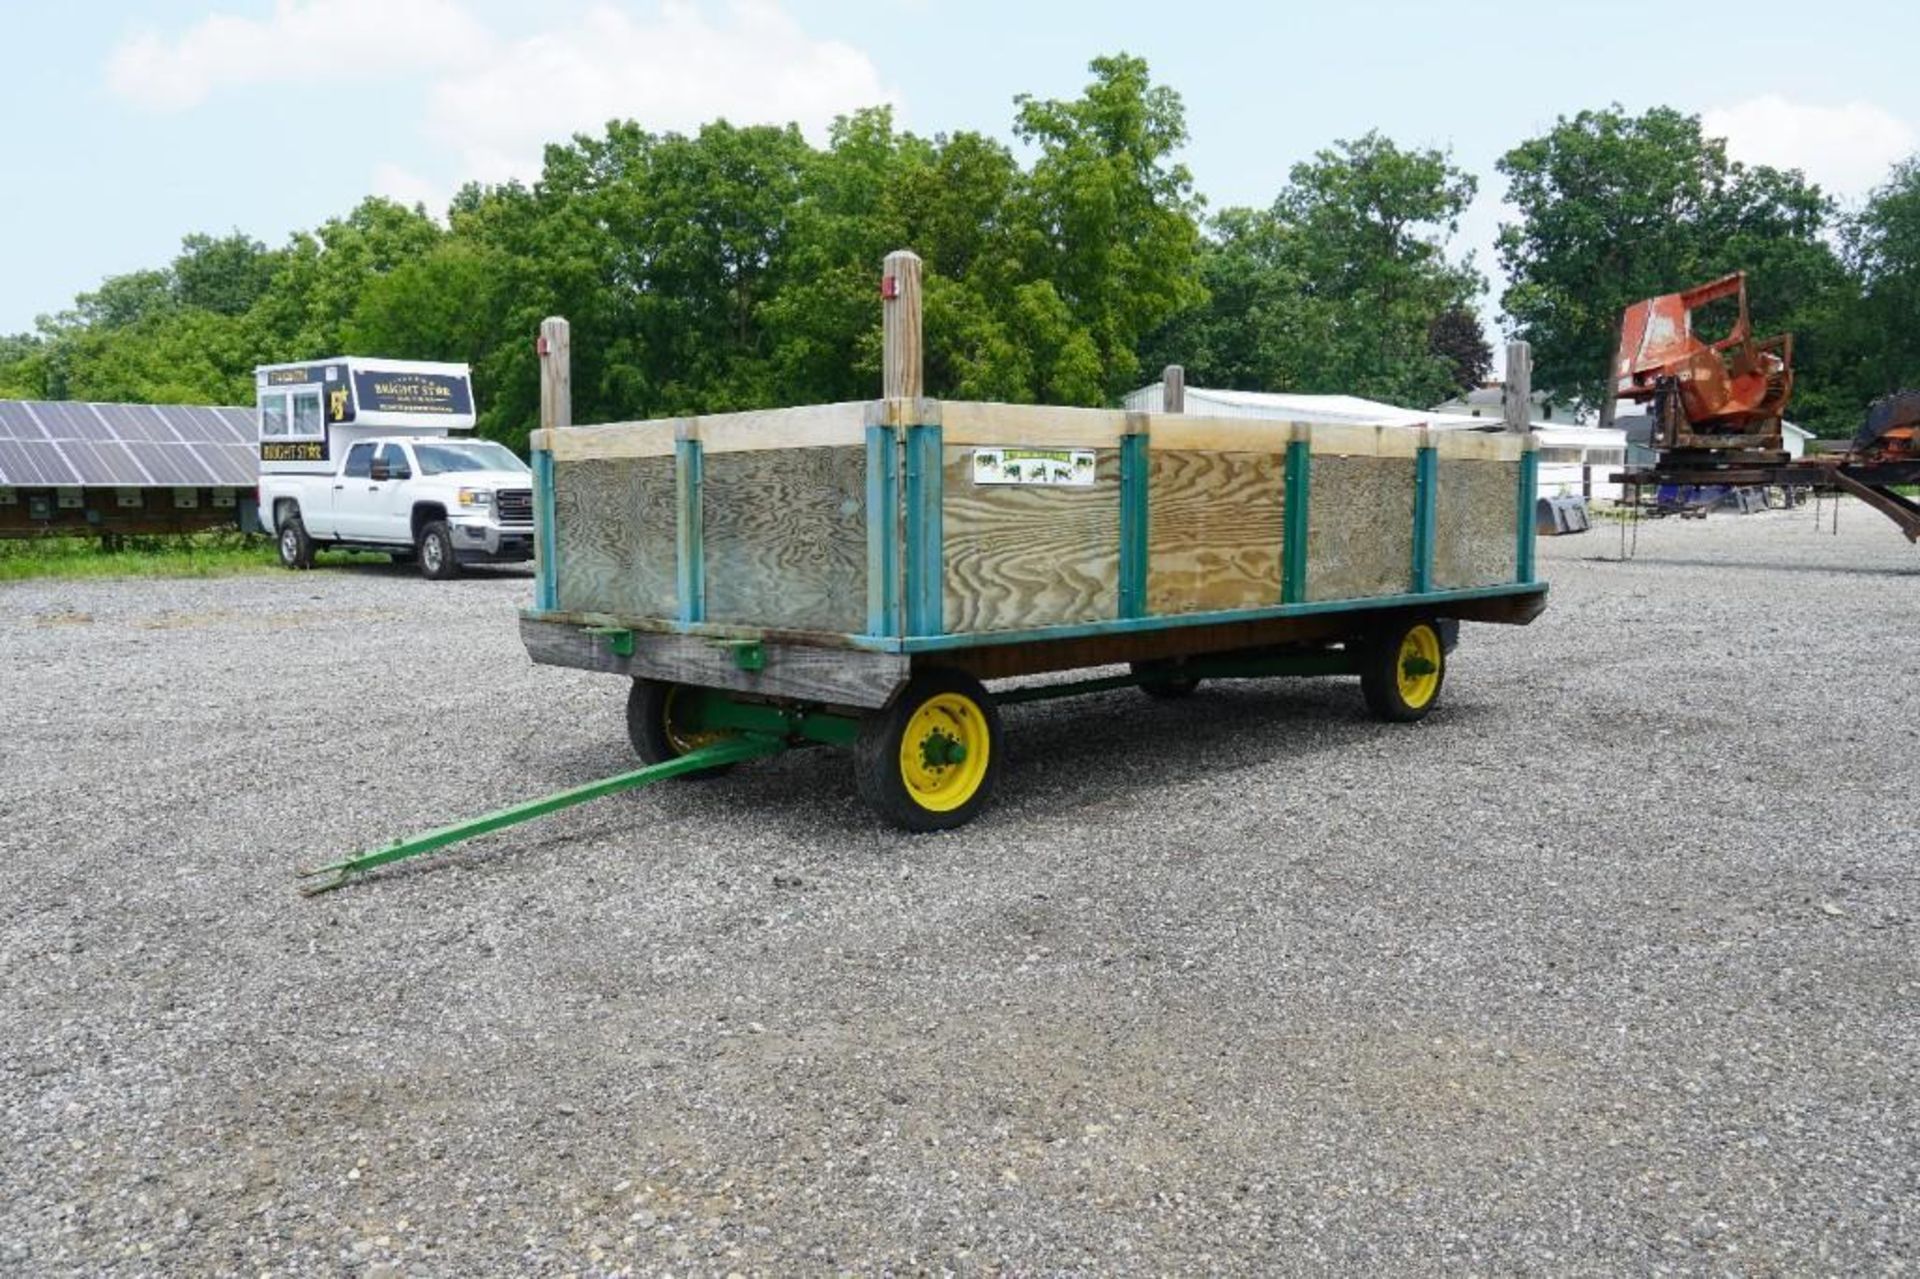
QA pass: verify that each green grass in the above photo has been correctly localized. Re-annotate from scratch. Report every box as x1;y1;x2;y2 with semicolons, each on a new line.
0;531;387;582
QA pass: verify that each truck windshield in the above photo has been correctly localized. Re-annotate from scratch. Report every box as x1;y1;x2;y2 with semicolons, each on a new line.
413;441;530;475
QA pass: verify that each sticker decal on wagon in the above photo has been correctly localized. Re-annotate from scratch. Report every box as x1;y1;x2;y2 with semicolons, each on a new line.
970;448;1096;487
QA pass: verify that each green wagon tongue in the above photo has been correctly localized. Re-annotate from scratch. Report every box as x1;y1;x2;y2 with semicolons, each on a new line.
294;735;785;896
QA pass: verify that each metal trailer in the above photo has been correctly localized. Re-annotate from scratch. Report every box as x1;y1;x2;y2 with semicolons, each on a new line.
301;253;1548;893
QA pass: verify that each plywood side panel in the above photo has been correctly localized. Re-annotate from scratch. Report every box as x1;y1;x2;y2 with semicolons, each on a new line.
942;447;1119;633
1432;459;1520;590
552;457;678;618
1306;456;1416;601
703;445;867;634
1146;449;1284;614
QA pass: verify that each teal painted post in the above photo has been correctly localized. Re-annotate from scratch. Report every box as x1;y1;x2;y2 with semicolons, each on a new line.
1282;439;1312;603
1411;445;1438;594
865;424;900;638
903;423;944;636
1516;448;1539;584
532;446;558;612
676;437;704;623
1119;432;1150;618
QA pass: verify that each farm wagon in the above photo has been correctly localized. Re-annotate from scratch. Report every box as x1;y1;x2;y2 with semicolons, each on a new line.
516;252;1545;832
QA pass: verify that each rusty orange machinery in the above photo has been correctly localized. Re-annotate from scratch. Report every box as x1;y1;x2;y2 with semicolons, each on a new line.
1856;390;1920;461
1614;271;1793;460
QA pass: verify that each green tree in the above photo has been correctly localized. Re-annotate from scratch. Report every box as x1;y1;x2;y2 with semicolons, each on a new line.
173;232;278;316
1013;53;1205;399
1843;157;1920;409
1145;133;1481;408
1428;306;1493;392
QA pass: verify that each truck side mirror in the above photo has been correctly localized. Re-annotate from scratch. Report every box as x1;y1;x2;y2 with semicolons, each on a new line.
369;460;390;482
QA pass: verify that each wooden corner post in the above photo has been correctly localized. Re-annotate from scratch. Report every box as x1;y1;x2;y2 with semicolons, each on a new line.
539;317;572;435
883;250;939;636
1162;364;1185;414
882;250;924;401
533;316;570;613
1502;340;1531;434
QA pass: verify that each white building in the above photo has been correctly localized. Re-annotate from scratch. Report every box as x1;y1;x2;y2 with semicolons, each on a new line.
1431;383;1584;426
1124;382;1629;501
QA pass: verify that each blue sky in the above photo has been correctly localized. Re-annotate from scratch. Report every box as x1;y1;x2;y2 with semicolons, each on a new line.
4;0;1917;337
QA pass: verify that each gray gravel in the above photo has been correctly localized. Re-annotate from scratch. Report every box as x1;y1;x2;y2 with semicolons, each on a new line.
2;506;1917;1275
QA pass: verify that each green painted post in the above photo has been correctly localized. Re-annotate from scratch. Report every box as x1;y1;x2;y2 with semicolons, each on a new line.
676;436;704;623
904;423;943;636
865;424;900;638
1412;445;1438;594
1517;448;1539;584
1282;439;1312;603
1119;432;1150;618
532;447;558;612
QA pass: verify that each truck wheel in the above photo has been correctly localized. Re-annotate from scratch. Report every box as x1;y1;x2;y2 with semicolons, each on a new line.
277;512;314;570
1132;658;1201;699
417;521;459;580
1360;617;1447;723
855;669;1001;832
626;679;735;779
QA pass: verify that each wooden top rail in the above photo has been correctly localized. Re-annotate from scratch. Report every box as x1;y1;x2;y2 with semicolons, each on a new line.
536;397;1535;462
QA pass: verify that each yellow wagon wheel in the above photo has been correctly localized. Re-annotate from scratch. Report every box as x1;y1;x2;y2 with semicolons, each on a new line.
1359;617;1448;723
626;679;738;779
855;670;1002;831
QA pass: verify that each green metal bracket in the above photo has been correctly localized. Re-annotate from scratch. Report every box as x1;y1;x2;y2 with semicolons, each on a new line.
676;687;860;748
585;626;635;657
296;734;787;895
719;638;766;672
1282;439;1311;604
1119;432;1150;619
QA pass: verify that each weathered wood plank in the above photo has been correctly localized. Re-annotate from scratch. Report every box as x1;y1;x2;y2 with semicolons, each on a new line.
546;420;679;461
1146;449;1284;614
1147;417;1300;452
1432;459;1521;590
1307;423;1424;458
941;402;1138;448
1306;456;1416;601
941;446;1120;633
1432;431;1527;462
520;616;909;708
696;402;868;453
551;457;678;617
703;445;867;635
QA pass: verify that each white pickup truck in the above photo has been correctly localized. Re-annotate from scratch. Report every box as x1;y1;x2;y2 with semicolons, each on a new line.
254;357;533;579
269;435;534;578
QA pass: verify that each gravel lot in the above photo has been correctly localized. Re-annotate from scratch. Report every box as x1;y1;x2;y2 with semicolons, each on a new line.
3;505;1917;1275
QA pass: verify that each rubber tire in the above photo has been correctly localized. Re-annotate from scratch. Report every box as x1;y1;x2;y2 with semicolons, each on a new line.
277;512;314;570
854;669;1002;833
1132;659;1201;700
625;679;735;779
1359;617;1447;723
417;520;459;580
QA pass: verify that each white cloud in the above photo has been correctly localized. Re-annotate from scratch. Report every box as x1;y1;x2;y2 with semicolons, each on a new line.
1703;95;1916;198
423;1;899;185
107;0;493;111
370;162;446;214
108;0;899;194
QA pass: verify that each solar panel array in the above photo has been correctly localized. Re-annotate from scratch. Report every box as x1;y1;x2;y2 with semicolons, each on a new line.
0;401;257;489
